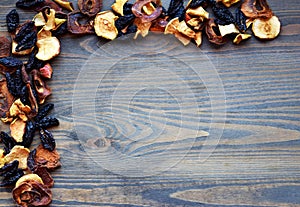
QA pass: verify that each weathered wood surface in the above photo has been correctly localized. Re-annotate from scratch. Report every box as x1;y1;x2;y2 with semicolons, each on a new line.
1;0;300;206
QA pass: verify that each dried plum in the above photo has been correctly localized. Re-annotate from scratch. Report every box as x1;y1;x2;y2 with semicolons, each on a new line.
39;128;55;151
6;9;19;33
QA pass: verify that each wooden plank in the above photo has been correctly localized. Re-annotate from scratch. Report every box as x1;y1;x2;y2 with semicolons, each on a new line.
1;0;300;206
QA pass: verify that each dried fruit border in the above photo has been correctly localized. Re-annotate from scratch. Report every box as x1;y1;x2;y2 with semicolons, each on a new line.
0;0;280;206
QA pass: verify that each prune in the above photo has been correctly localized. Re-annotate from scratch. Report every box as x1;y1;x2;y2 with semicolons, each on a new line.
4;72;18;97
35;103;54;122
20;85;29;105
167;0;185;21
27;149;37;172
37;116;59;128
52;21;68;36
212;3;235;25
39;128;55;151
0;169;24;186
15;31;37;52
26;48;45;72
14;21;35;43
67;11;95;34
22;121;36;148
14;68;25;97
188;0;214;8
123;3;133;15
0;57;23;68
16;0;45;9
6;9;19;33
235;8;247;32
115;14;135;32
0;160;19;177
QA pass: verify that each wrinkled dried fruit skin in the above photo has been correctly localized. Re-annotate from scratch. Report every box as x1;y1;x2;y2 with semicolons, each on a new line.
0;169;24;187
34;166;54;187
22;121;36;148
187;0;213;9
35;103;54;122
6;9;20;33
0;160;19;177
52;21;68;36
0;57;23;68
15;31;37;52
0;37;11;58
37;116;59;128
16;0;45;9
205;18;227;45
115;14;135;32
78;0;102;17
14;21;35;43
27;149;37;172
12;180;52;206
0;131;16;155
123;2;134;15
132;0;162;23
39;128;56;151
235;7;247;32
212;3;235;25
31;70;52;104
35;145;61;170
0;79;15;118
241;0;273;19
25;48;45;72
67;11;95;34
167;0;185;21
5;72;18;97
33;0;62;12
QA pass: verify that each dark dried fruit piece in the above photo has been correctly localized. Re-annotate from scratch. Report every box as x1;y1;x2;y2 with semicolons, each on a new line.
6;9;19;33
14;21;35;43
39;128;56;151
27;149;37;172
0;169;24;186
34;166;54;187
16;0;45;9
212;3;235;25
0;131;16;155
0;57;23;68
78;0;102;17
132;0;162;23
25;48;45;72
35;103;54;122
4;72;18;97
31;69;52;104
115;14;136;32
37;116;59;128
205;18;227;45
123;2;134;15
0;160;19;177
15;31;37;52
187;0;213;9
35;144;61;170
167;0;185;21
235;7;247;32
33;0;62;12
22;121;36;148
67;11;95;34
13;180;52;206
0;79;15;118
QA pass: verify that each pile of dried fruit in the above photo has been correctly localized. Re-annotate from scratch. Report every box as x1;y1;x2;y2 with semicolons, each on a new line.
0;0;280;206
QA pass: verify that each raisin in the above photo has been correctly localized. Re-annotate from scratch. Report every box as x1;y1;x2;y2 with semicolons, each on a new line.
235;7;247;32
0;57;23;68
6;9;19;33
167;0;185;21
15;31;37;52
0;169;24;187
115;14;135;32
16;0;45;9
22;121;36;148
212;3;235;25
14;21;35;43
14;68;25;97
35;103;54;122
0;131;16;155
27;149;37;172
37;116;59;128
39;128;56;151
0;160;19;177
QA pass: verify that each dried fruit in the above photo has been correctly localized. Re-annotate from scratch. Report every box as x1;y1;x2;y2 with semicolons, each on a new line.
53;0;74;11
167;0;185;21
252;16;280;39
39;63;53;79
115;14;136;33
31;69;52;104
186;6;209;19
78;0;102;17
13;180;52;207
36;116;59;128
34;103;54;122
35;145;61;170
36;29;60;61
194;31;202;46
164;17;180;35
67;11;95;34
0;37;11;58
4;145;30;169
205;18;227;45
22;121;36;148
6;9;20;33
235;7;247;32
0;79;15;118
0;132;16;155
133;17;152;39
15;173;44;187
218;23;240;36
9;99;31;122
94;11;119;40
10;119;26;143
34;166;54;187
217;0;240;7
177;21;196;38
212;3;235;25
0;57;23;68
0;169;24;187
233;33;251;44
241;0;273;19
112;0;128;16
132;0;162;23
39;128;56;151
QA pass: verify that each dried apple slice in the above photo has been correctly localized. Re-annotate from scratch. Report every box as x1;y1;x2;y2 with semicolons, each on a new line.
252;15;280;40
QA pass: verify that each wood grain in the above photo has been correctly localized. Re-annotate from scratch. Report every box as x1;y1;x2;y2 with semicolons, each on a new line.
1;0;300;206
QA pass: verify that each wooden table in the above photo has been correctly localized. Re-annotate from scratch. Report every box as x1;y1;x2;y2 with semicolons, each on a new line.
1;0;300;206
